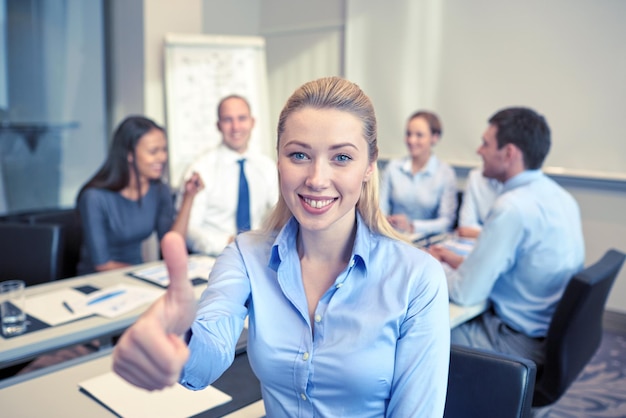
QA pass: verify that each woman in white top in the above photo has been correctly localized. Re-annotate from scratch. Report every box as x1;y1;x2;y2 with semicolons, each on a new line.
380;111;457;237
457;167;503;238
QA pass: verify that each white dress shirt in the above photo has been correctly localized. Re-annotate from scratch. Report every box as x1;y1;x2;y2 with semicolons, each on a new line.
180;143;278;255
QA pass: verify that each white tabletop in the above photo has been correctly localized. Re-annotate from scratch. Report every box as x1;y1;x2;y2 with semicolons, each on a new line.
0;256;214;369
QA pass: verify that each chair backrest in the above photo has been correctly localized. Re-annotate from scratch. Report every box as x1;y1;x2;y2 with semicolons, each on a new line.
533;248;626;407
444;344;537;418
26;209;82;279
0;222;64;285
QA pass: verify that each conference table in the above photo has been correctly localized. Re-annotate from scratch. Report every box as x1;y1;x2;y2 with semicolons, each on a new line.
0;256;487;417
0;255;215;370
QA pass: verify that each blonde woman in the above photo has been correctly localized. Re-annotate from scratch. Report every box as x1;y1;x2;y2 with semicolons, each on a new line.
113;77;449;417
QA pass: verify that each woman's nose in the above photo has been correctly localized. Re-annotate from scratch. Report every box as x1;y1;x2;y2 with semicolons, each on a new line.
304;160;329;190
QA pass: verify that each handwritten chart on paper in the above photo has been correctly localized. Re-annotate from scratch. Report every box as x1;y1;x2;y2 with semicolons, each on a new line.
164;34;271;188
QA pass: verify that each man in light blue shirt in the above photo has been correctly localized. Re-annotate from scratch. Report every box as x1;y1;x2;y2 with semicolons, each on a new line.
430;107;584;366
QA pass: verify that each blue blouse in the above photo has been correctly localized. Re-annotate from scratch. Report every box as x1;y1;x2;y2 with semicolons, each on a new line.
77;181;174;274
180;214;450;417
380;155;457;236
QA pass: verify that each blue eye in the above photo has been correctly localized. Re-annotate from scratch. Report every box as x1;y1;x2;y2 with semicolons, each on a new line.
335;154;352;162
290;152;307;160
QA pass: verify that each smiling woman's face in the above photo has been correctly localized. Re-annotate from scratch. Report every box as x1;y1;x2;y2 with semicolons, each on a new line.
277;107;374;235
129;128;167;181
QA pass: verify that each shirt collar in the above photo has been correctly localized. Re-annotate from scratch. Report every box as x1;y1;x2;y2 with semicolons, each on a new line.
218;143;248;161
400;154;437;176
503;169;543;193
269;213;371;273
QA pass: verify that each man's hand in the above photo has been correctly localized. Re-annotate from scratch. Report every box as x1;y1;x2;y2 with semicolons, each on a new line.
112;232;197;390
387;214;414;233
429;244;465;269
456;226;481;239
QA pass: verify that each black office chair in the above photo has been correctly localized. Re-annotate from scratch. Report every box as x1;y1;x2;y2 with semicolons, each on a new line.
26;208;82;278
532;248;626;407
0;222;64;285
444;344;536;418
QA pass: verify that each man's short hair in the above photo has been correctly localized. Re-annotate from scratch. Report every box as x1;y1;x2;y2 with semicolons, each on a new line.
217;95;252;120
488;107;551;170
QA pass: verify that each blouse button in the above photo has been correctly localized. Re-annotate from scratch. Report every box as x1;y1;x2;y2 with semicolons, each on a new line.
314;314;322;323
302;352;309;361
300;393;307;401
336;283;343;288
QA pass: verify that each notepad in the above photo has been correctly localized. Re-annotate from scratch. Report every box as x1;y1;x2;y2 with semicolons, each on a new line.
25;288;95;326
63;284;162;319
79;372;232;418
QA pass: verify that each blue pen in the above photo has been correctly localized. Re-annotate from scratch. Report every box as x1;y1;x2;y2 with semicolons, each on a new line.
87;290;126;306
62;301;74;313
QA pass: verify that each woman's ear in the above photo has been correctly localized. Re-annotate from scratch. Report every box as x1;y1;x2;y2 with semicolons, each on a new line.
363;161;375;183
431;133;441;147
127;152;134;163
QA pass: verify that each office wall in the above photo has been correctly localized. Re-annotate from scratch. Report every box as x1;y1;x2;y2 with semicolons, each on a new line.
561;179;626;314
107;0;203;128
345;0;626;182
344;0;626;313
202;0;260;36
260;0;344;136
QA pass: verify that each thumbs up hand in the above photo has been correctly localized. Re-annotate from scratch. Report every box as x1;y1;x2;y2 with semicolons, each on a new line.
113;232;197;390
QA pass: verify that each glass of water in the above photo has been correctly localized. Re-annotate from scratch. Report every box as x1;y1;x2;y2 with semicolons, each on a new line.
1;280;27;336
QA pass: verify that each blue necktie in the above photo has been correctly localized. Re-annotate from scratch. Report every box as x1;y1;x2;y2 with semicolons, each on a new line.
236;159;251;233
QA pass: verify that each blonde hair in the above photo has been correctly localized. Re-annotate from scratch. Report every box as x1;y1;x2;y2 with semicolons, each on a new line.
264;77;403;241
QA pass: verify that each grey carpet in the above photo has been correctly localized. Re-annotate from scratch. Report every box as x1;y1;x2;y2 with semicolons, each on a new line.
549;330;626;417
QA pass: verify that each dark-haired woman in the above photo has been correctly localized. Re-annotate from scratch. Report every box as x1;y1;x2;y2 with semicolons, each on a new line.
76;116;202;275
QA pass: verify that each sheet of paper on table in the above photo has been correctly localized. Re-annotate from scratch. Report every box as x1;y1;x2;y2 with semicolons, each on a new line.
24;288;94;326
63;284;162;319
79;371;232;418
128;257;215;287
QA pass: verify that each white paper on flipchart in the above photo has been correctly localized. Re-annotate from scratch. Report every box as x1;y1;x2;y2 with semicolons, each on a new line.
79;372;232;418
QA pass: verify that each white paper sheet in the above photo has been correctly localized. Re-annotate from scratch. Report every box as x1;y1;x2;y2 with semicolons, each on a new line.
129;257;215;287
24;288;94;326
79;372;232;418
65;284;162;319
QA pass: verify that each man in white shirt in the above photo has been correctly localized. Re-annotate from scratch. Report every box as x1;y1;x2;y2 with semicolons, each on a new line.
181;95;278;255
